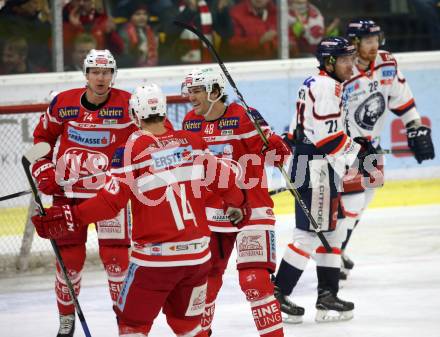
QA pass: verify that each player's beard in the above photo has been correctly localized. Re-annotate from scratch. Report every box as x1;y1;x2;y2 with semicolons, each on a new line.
360;47;377;64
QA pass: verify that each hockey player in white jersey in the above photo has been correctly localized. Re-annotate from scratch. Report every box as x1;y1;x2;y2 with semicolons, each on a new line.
339;19;435;279
274;37;378;323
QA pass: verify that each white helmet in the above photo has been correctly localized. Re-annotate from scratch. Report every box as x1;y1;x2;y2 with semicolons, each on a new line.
129;84;167;126
83;49;117;84
182;66;226;102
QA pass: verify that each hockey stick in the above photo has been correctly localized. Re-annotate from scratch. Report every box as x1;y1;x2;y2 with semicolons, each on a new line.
22;143;92;337
0;171;108;203
174;21;332;252
0;189;32;202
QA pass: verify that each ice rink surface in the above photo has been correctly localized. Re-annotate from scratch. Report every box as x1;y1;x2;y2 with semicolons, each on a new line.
1;204;439;337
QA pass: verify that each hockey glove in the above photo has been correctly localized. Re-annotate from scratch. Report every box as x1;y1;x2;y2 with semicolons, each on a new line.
31;205;80;240
282;132;296;148
32;159;63;195
262;134;292;166
407;126;435;164
354;137;379;178
225;198;251;229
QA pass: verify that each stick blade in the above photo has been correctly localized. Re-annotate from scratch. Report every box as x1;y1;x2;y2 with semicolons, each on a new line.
23;142;51;164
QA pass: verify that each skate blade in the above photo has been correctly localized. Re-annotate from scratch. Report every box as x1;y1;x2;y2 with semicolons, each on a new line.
282;313;303;324
315;309;353;323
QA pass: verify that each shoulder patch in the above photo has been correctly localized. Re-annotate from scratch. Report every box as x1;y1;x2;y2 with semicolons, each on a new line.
58;106;80;119
303;76;316;88
183;119;202;131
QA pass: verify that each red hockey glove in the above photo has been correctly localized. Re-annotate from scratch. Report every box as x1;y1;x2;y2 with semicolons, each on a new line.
263;134;292;166
31;205;80;240
31;159;63;195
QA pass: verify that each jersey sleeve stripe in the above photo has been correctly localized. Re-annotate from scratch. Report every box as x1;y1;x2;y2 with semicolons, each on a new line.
391;98;415;115
312;105;341;120
316;131;347;155
329;134;348;155
316;130;344;148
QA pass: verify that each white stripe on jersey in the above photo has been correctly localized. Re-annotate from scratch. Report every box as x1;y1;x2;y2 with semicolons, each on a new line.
130;251;211;267
133;236;210;256
137;164;205;192
111;159;153;174
46;109;62;125
206;206;275;223
68;120;135;129
63;191;97;198
202;129;262;142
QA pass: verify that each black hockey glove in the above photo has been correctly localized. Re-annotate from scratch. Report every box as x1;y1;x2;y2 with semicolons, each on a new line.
407;126;435;164
354;137;379;178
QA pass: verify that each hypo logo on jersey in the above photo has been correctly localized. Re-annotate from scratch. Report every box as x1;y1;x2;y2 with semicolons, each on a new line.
354;92;386;131
98;107;124;119
218;117;239;130
58;107;80;119
151;146;194;170
183;120;202;131
67;126;111;147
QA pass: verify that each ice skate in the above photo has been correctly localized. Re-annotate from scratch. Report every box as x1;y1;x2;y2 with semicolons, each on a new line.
315;290;354;322
274;286;304;324
57;314;75;337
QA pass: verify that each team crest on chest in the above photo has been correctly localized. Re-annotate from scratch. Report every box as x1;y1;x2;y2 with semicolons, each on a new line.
354;92;385;130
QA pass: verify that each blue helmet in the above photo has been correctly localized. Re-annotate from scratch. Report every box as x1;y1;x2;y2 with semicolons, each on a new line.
346;19;385;45
316;37;356;68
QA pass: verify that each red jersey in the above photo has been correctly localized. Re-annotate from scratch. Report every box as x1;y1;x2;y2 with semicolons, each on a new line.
33;88;138;199
182;103;276;232
75;129;244;267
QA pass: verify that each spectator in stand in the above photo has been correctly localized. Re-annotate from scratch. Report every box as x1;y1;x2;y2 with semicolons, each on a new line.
62;0;124;58
0;0;51;72
228;0;278;61
64;33;97;71
288;0;341;57
0;36;41;74
118;2;158;68
412;0;440;50
159;0;234;65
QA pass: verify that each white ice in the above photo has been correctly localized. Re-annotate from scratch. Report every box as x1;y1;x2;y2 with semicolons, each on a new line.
1;204;439;337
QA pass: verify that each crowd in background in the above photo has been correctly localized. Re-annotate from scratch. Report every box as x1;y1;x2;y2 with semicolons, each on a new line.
0;0;439;75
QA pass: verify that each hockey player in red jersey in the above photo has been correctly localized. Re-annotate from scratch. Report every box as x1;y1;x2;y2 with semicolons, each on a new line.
32;83;249;337
273;37;379;323
31;49;138;337
182;66;291;336
339;20;435;279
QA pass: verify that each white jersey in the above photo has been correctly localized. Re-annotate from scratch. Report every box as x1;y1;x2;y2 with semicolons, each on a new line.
288;71;361;177
343;50;420;144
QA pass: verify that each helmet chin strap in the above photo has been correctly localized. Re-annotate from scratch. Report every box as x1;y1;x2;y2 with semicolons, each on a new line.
202;91;223;119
